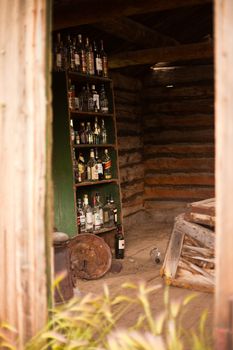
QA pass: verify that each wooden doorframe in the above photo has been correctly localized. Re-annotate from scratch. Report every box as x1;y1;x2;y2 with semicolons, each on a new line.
214;0;233;349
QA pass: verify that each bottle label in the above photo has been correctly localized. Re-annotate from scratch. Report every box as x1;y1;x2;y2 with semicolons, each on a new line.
56;53;62;68
91;165;99;180
98;163;103;175
96;57;103;71
86;212;93;229
75;53;80;66
80;214;85;226
118;239;125;249
104;160;111;170
114;209;117;223
99;208;103;224
93;212;101;229
87;166;92;180
102;57;108;77
104;210;109;223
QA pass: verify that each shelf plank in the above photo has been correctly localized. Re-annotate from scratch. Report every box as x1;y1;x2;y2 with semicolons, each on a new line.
70;110;114;118
68;71;112;83
75;179;118;187
73;143;116;148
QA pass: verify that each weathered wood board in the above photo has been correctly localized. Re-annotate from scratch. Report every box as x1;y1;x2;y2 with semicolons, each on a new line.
184;198;215;227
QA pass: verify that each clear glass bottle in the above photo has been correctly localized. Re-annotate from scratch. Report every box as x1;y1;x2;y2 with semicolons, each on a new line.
91;85;100;112
95;193;103;226
93;116;101;144
93;41;103;77
77;153;86;182
77;34;86;74
70;38;76;71
68;83;76;111
77;198;86;232
102;149;112;180
100;85;109;113
79;122;87;144
83;194;93;232
92;196;102;231
100;119;107;144
110;194;118;225
70;119;75;144
55;33;63;71
87;149;98;181
85;37;95;75
95;148;103;180
87;84;94;112
103;196;114;228
86;121;94;144
100;40;108;77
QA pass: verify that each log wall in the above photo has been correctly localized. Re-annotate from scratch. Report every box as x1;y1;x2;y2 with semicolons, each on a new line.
111;72;144;218
142;64;215;219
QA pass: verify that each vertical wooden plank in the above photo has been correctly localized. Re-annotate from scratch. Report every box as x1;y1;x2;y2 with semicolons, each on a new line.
214;0;233;349
0;0;50;347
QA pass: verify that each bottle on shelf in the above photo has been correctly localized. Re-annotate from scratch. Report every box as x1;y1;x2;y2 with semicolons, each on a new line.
115;225;125;259
95;193;104;226
102;149;112;179
87;84;95;112
79;86;88;112
103;196;115;228
100;119;107;144
85;37;95;76
79;122;87;144
100;40;108;77
55;33;63;71
99;84;109;113
95;148;104;180
77;34;86;74
93;41;103;76
74;37;81;72
68;83;75;111
86;121;94;144
110;194;118;225
77;198;86;232
70;119;75;144
87;148;98;181
77;153;86;182
75;131;80;145
93;116;101;144
92;195;103;231
83;194;93;232
69;37;76;71
91;85;100;112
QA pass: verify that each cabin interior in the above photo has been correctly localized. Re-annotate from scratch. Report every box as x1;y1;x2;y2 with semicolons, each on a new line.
52;0;214;334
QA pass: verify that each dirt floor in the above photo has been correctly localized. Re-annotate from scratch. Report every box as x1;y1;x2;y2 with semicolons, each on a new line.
76;216;214;343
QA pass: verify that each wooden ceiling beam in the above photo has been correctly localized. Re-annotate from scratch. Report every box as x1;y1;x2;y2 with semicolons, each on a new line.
53;0;212;30
109;42;213;69
95;17;179;48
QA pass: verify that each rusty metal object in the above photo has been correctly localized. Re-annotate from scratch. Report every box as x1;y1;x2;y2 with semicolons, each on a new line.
53;232;73;303
68;234;112;282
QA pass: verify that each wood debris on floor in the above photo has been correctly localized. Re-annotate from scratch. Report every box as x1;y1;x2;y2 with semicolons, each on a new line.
161;198;215;293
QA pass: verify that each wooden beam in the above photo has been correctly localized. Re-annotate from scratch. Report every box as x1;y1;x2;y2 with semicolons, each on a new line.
214;0;233;349
53;0;212;30
109;42;213;69
95;17;178;48
0;0;51;347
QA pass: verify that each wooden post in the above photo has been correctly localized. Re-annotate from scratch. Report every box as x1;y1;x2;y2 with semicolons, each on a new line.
0;0;51;348
214;0;233;349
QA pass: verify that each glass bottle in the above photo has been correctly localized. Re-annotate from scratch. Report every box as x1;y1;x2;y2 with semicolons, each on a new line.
86;121;94;144
79;86;88;112
68;83;75;111
103;196;114;228
87;84;94;112
79;122;87;144
74;37;81;72
69;37;76;71
87;149;98;181
100;119;107;144
93;116;101;144
110;194;118;225
77;153;86;182
85;37;95;75
93;41;102;76
70;119;75;144
92;196;102;231
91;85;100;112
77;34;86;74
99;85;109;113
102;149;112;179
77;198;86;232
115;225;125;259
100;40;108;77
83;194;93;232
55;33;63;71
95;193;103;226
95;148;103;180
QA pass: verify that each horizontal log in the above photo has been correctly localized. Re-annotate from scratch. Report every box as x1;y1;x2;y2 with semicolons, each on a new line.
120;163;144;183
145;99;214;114
111;72;142;92
144;65;213;87
117;121;141;134
144;186;215;200
114;90;139;105
145;173;214;186
118;151;142;168
145;143;214;156
144;114;214;129
185;212;215;227
144;200;188;210
144;85;214;100
109;42;213;69
118;136;142;150
121;180;144;201
115;105;141;118
144;157;214;172
144;129;214;144
122;203;143;218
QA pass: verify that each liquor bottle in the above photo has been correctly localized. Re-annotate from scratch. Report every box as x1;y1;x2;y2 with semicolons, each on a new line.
79;122;87;144
102;149;112;180
95;148;104;180
100;119;107;144
93;116;101;144
77;153;86;182
75;131;80;145
79;86;88;112
70;119;75;144
92;196;102;231
87;84;94;111
91;85;100;112
87;149;98;181
115;225;125;259
69;37;76;71
77;34;86;74
55;33;63;71
95;193;104;226
74;37;81;72
83;194;93;232
85;37;95;75
110;194;118;225
93;41;102;76
64;35;71;70
100;40;108;77
99;85;109;113
68;83;75;111
86;121;94;144
103;196;115;228
77;198;85;232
